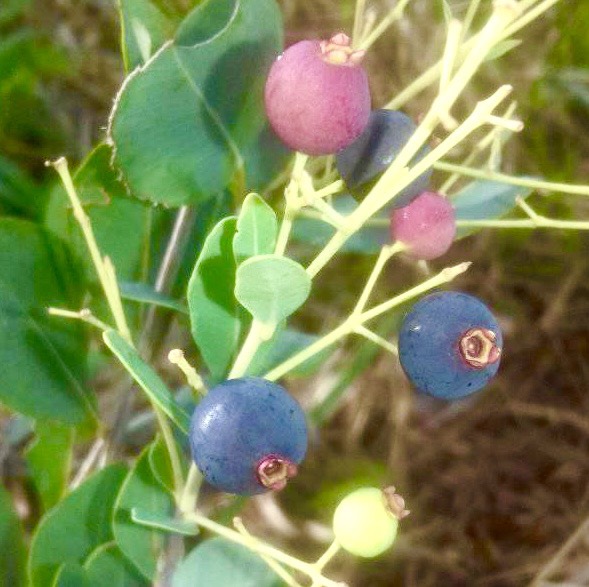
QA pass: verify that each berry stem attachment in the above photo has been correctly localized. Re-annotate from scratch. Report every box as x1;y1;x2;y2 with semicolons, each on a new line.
168;349;206;396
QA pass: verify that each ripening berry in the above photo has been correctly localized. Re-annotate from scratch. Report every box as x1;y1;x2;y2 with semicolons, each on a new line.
390;191;456;260
332;487;408;557
189;377;308;495
264;33;371;155
336;109;432;206
398;292;503;400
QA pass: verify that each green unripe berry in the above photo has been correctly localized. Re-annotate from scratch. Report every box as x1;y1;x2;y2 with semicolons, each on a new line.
332;487;408;558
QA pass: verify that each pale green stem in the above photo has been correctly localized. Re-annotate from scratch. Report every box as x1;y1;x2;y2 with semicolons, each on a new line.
309;540;342;587
306;86;514;278
188;512;347;587
386;0;561;110
357;0;413;51
229;320;274;379
439;101;518;193
352;243;405;315
179;464;203;517
48;157;184;498
439;19;464;105
456;218;589;230
266;262;470;381
168;349;206;395
48;307;111;332
233;518;303;587
353;326;399;355
436;161;589;197
462;0;483;38
352;0;368;47
49;158;132;343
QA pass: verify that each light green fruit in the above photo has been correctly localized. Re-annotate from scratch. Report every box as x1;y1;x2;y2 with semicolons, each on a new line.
332;487;399;558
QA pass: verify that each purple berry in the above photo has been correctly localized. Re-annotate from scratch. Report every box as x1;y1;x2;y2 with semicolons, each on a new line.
189;377;308;495
264;33;371;156
390;191;456;260
336;109;432;206
398;292;502;400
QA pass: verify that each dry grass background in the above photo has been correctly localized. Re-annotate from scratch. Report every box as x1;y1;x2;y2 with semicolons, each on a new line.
3;0;589;586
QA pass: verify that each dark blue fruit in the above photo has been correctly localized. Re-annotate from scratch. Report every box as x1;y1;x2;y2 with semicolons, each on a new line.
398;292;502;400
189;377;308;495
336;109;432;208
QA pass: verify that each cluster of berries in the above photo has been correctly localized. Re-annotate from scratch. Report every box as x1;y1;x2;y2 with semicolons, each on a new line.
189;33;503;557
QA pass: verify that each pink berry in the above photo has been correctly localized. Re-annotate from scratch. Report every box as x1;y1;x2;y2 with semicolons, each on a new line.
264;33;371;156
390;192;456;260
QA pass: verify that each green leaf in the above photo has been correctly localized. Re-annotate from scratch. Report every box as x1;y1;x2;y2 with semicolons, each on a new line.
187;217;245;381
0;155;46;218
131;508;199;536
84;542;147;587
45;144;161;285
148;435;178;494
109;0;289;207
233;193;278;264
28;464;127;587
117;0;183;71
172;537;281;587
452;179;534;237
0;485;26;587
25;421;73;512
486;39;522;62
0;218;95;425
292;194;388;255
119;281;188;314
235;255;311;326
249;328;334;378
52;563;90;587
113;442;174;581
103;330;191;434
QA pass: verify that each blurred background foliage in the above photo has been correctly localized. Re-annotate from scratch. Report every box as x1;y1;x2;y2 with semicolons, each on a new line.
1;0;588;585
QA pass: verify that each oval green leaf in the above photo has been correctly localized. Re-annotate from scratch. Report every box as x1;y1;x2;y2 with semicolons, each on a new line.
113;440;174;581
109;0;289;207
172;537;281;587
235;255;311;326
0;218;95;425
84;542;147;587
187;217;246;381
0;485;26;586
28;464;127;587
233;193;278;264
103;330;191;434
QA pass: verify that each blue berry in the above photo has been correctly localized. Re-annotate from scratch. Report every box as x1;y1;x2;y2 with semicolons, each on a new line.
398;292;502;399
189;377;308;495
335;109;432;207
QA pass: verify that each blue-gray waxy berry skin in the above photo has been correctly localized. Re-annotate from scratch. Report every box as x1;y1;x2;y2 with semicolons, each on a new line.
335;109;432;208
189;377;308;495
398;292;503;400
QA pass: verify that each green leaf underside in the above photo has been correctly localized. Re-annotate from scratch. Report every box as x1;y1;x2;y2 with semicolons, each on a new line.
117;0;183;71
172;537;281;587
110;0;289;207
113;441;174;581
235;255;311;326
103;330;191;434
25;421;73;512
45;144;157;285
28;464;127;587
452;178;534;237
233;193;278;263
0;485;26;587
84;542;147;586
187;217;245;381
119;281;188;314
131;508;199;536
0;218;95;425
148;435;178;494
